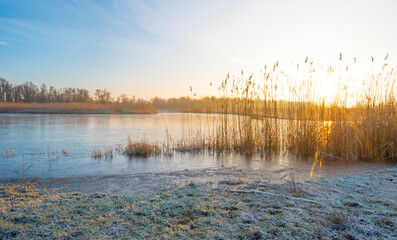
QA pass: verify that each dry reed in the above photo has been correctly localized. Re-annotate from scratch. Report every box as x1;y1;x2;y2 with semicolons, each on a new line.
175;55;396;161
123;136;161;157
91;147;102;159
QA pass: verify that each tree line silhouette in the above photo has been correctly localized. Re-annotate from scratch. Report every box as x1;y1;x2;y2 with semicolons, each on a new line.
0;77;215;111
0;78;148;104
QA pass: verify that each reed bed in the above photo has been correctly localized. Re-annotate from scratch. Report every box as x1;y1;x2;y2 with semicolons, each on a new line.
0;102;157;114
176;55;397;161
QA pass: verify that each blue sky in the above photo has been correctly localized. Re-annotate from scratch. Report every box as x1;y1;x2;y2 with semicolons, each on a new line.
0;0;396;98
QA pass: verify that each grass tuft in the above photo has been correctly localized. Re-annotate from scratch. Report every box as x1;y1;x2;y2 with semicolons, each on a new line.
91;147;102;159
123;136;161;157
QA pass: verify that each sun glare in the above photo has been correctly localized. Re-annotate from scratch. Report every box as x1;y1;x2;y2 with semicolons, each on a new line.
318;78;339;104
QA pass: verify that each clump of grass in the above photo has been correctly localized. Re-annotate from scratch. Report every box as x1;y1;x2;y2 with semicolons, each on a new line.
174;137;208;153
91;147;102;159
123;136;161;157
188;180;197;186
330;210;349;230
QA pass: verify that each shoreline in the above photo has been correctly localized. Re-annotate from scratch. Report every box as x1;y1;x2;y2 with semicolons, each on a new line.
1;162;394;195
0;102;158;114
1;165;389;195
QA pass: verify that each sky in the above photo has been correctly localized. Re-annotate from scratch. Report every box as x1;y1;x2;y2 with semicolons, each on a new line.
0;0;396;99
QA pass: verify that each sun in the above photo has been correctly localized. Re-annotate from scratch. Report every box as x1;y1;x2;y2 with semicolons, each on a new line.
317;76;339;104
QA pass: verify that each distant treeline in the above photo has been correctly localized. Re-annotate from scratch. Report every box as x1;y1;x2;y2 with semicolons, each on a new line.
0;78;148;104
0;77;273;114
0;77;376;119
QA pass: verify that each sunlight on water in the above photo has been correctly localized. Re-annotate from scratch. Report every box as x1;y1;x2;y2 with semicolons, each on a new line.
310;152;322;179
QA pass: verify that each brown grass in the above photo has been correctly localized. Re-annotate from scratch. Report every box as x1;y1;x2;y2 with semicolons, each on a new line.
0;102;157;114
124;136;161;157
91;147;102;159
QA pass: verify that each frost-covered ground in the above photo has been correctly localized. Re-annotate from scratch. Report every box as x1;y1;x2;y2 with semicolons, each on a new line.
1;168;396;239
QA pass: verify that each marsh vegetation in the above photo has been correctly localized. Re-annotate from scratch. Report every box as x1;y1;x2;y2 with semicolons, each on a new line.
165;55;397;163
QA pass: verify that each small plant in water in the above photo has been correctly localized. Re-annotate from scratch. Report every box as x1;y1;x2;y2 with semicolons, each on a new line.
2;145;15;159
115;144;124;154
104;146;114;159
62;147;68;156
47;145;60;166
91;147;102;159
13;158;38;187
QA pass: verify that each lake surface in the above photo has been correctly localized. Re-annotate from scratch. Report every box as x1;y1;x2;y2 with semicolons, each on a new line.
0;113;391;181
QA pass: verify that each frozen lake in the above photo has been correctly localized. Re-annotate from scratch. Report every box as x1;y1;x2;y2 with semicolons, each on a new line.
0;113;391;181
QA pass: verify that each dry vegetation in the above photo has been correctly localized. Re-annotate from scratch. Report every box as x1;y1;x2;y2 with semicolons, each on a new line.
91;147;102;159
0;168;396;239
172;55;396;162
123;136;161;157
0;102;157;114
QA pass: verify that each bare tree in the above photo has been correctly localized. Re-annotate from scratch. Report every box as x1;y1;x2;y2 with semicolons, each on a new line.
21;82;38;102
0;78;103;104
48;86;57;102
12;85;23;102
75;88;91;102
120;94;130;104
95;89;112;104
0;78;13;102
38;83;48;102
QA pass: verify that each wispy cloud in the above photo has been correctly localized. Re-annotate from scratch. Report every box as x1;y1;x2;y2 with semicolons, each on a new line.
0;41;8;45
